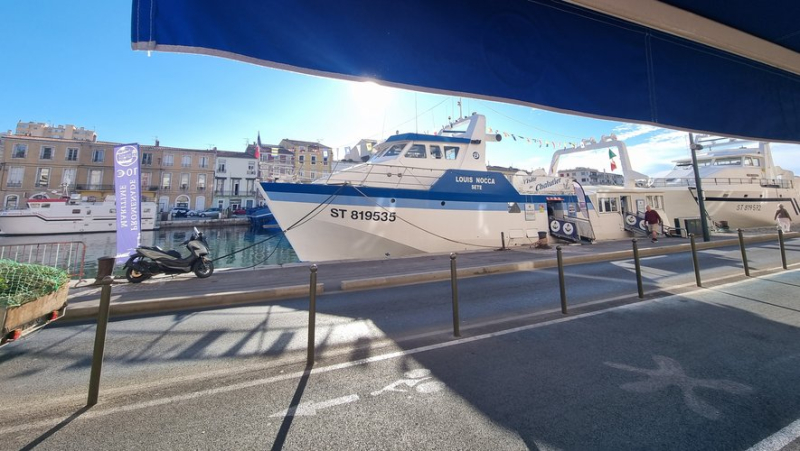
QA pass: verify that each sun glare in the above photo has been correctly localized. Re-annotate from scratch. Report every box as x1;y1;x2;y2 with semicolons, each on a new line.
349;81;394;109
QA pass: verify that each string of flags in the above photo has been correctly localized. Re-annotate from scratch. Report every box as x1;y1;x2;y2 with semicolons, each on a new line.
487;127;580;149
609;149;618;171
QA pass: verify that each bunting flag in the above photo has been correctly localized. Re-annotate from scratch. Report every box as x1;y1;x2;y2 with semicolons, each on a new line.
610;159;618;171
608;149;617;159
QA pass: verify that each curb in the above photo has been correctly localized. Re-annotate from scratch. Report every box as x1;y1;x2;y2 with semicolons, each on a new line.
64;283;324;321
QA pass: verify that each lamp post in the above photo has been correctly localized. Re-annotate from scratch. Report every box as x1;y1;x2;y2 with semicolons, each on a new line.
689;133;710;242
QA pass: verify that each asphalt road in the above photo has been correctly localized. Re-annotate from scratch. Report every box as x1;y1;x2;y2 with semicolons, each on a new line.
1;241;799;450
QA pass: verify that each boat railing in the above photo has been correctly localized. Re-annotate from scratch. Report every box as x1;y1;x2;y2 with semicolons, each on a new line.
335;163;447;189
0;241;86;280
646;177;794;189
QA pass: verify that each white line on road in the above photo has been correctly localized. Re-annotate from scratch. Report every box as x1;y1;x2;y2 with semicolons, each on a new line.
270;394;360;417
746;418;800;451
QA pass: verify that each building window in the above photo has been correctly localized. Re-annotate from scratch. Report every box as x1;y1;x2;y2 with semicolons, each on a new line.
62;168;76;187
40;146;54;160
164;154;174;167
142;172;152;188
92;149;104;163
12;144;27;159
7;167;24;187
88;169;103;188
4;195;19;210
200;156;209;168
311;155;317;165
35;168;51;187
217;159;226;173
182;155;191;167
142;153;153;166
162;173;172;189
246;179;254;193
180;173;190;189
299;155;305;164
198;174;207;190
248;161;256;175
66;147;78;161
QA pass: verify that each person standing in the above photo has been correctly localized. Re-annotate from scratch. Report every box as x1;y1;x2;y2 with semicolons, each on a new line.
775;204;792;232
644;205;662;242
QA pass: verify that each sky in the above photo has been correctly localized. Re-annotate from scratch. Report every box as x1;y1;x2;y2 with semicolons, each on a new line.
3;1;799;178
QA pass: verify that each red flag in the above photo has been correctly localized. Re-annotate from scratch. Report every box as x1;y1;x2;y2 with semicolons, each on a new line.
610;159;618;171
255;133;262;160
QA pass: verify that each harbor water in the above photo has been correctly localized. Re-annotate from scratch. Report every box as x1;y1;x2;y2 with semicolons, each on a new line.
0;226;299;279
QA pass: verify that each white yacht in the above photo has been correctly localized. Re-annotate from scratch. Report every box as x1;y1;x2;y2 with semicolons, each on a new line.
0;193;159;236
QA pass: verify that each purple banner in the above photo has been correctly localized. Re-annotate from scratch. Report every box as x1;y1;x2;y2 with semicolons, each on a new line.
113;144;142;264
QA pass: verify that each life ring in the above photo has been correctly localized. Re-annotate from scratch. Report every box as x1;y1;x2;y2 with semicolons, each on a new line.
549;220;561;233
625;214;637;226
563;222;574;235
638;220;648;231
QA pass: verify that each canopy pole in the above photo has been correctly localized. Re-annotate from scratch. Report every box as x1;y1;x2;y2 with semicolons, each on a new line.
689;133;710;242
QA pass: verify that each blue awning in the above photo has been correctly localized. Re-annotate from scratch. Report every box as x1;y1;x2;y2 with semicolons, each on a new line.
131;0;800;143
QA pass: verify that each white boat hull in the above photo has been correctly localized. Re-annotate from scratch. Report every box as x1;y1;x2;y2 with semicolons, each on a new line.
0;202;159;236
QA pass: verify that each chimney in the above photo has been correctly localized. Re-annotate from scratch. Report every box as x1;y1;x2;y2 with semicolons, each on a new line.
155;139;160;146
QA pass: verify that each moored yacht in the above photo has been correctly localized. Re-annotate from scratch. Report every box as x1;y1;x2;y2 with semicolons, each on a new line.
0;193;159;236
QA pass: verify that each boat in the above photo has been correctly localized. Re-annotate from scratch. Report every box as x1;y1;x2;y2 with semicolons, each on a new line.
258;113;603;262
246;206;278;230
645;136;800;229
0;192;159;236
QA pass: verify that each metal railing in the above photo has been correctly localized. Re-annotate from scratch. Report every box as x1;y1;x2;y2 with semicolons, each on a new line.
646;177;794;189
0;241;87;279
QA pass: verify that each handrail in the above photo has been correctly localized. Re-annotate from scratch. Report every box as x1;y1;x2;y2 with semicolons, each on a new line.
646;177;794;189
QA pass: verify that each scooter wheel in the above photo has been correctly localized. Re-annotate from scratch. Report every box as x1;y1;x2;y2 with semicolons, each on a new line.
193;259;214;279
125;266;150;283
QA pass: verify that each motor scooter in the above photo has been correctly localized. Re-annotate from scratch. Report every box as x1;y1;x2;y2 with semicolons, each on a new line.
123;227;214;283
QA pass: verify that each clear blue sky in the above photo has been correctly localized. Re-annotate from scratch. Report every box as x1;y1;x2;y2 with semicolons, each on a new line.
3;1;799;177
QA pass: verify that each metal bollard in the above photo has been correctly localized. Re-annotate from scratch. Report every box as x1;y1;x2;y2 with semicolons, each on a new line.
450;253;460;337
737;228;750;277
500;232;506;250
307;265;318;365
632;239;644;299
690;234;702;287
557;246;567;314
778;229;788;270
87;276;114;406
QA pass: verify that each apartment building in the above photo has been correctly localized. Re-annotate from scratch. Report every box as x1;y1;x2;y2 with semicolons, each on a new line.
278;139;333;183
0;125;216;213
139;142;216;212
246;142;295;183
213;150;260;210
558;167;624;185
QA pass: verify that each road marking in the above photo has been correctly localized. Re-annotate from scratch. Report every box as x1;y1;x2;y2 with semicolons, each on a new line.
605;355;752;420
270;394;360;417
746;418;800;451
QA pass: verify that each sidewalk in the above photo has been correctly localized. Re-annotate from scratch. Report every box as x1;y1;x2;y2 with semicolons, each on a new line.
63;230;796;321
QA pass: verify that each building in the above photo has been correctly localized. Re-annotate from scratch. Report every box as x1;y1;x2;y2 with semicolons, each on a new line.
15;121;97;142
246;142;295;183
213;150;260;211
343;139;378;162
0;125;216;213
139;142;216;213
558;167;624;185
278;139;333;183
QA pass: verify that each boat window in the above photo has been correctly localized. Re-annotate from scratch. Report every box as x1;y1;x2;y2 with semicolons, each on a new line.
405;144;426;158
430;145;442;159
598;197;618;213
378;144;405;158
646;195;664;209
444;146;459;160
714;157;741;166
72;209;81;214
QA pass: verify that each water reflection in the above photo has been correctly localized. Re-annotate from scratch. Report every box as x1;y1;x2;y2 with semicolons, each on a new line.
0;226;298;279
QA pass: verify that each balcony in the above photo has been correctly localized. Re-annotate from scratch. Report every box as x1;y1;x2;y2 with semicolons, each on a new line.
212;190;258;197
5;181;22;188
75;184;115;191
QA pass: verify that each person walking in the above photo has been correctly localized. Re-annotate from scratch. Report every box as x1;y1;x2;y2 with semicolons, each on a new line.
644;205;662;242
775;203;792;232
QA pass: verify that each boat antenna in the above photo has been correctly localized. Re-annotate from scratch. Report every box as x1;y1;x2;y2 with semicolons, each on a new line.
458;98;463;118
